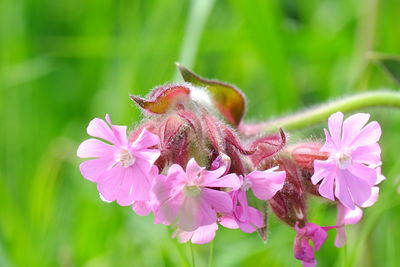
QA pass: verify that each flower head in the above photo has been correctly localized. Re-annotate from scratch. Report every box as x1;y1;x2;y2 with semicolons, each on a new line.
294;223;329;267
225;167;286;233
154;158;240;231
77;114;160;205
311;112;382;209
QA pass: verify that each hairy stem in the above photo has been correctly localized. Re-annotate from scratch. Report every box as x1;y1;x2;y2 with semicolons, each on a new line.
240;90;400;135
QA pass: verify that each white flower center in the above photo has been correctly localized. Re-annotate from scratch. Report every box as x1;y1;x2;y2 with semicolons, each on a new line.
184;185;202;197
337;151;351;170
116;149;135;168
241;178;252;191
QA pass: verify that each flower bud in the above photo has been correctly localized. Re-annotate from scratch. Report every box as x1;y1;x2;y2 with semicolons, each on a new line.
269;158;307;227
290;143;328;170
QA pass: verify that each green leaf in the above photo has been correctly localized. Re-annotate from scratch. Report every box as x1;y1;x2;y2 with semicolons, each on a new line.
370;52;400;84
176;63;246;126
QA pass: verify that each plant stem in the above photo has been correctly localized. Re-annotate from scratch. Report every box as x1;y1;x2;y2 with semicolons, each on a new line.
239;90;400;135
208;240;214;267
190;243;196;267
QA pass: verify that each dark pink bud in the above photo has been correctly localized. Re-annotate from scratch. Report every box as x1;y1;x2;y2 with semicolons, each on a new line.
158;114;190;167
203;113;225;152
210;153;231;172
129;121;158;143
250;129;286;167
269;158;307;227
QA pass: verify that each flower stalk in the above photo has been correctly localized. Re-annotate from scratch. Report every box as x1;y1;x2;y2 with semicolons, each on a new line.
240;90;400;135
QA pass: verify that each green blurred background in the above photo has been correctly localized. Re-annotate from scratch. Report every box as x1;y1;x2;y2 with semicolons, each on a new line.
1;0;400;266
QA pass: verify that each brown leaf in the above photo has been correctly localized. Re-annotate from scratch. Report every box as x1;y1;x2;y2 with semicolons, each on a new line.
177;63;246;126
130;85;190;114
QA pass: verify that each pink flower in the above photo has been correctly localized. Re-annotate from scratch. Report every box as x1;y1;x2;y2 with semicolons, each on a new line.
294;223;329;267
227;167;286;233
77;114;160;205
154;158;241;231
311;112;382;210
172;223;218;244
229;190;264;233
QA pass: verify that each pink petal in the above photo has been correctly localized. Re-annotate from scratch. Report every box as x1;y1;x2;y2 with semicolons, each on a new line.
247;170;286;200
153;177;175;205
361;186;379;207
185;158;204;182
294;223;328;267
105;114;129;147
320;128;336;153
336;203;363;226
178;196;216;231
343;170;372;207
134;149;161;167
130;128;160;150
342;113;370;147
77;138;116;158
302;261;317;267
173;229;193;243
327;112;343;148
318;174;335;201
375;167;386;185
201;165;228;182
97;166;125;201
154;193;182;226
238;207;264;233
96;164;152;205
132;201;152;216
219;215;239;229
334;227;346;248
116;164;152;205
351;144;381;165
350;121;381;148
191;223;218;244
335;174;355;210
202;188;233;213
309;225;328;251
79;157;114;182
166;164;186;181
87;116;126;146
115;170;136;206
334;204;363;247
235;190;250;221
347;162;377;186
201;173;241;189
311;159;336;184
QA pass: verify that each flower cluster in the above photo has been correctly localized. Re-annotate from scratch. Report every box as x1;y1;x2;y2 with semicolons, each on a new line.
77;65;384;266
78;113;286;243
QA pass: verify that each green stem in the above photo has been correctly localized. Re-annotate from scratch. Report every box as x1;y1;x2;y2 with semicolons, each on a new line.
241;90;400;134
208;240;214;267
190;243;195;267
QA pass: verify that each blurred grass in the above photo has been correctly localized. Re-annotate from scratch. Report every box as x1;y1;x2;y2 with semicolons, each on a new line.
1;0;400;266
